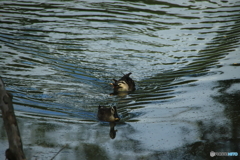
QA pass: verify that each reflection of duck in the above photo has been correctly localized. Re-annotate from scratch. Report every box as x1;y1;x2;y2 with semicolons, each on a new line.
109;122;117;139
110;73;135;93
97;105;120;122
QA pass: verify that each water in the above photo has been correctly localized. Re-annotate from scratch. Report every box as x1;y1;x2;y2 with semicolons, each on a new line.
1;0;240;159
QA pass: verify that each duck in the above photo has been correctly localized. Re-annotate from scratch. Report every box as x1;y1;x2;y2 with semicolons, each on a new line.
97;105;120;122
110;72;135;92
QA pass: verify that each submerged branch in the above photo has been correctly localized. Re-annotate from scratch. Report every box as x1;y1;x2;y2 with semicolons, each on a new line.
0;78;26;160
50;144;68;160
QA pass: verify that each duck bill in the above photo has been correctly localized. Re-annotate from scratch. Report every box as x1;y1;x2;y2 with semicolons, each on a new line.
110;83;119;89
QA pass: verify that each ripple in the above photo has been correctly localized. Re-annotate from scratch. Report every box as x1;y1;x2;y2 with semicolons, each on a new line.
1;1;240;159
0;0;239;120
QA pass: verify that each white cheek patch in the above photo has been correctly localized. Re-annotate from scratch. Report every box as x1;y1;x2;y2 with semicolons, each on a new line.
117;81;129;91
111;107;115;113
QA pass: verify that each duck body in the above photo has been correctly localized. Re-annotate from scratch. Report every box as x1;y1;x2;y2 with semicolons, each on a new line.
111;72;135;92
97;105;120;122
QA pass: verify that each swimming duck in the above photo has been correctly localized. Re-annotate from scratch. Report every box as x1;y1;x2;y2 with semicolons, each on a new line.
110;72;135;92
97;105;120;122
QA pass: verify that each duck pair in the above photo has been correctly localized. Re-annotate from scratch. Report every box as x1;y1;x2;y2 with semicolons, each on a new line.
98;73;135;122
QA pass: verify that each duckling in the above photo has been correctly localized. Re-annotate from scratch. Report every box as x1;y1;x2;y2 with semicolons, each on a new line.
110;72;135;92
97;105;120;122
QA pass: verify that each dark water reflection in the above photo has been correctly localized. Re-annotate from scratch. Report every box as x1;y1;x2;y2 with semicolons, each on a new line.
1;0;240;159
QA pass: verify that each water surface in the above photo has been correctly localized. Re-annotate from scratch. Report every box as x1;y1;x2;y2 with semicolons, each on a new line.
1;0;240;159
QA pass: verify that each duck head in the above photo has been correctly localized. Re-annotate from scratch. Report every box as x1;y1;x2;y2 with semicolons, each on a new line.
112;79;129;91
97;105;120;122
110;72;135;93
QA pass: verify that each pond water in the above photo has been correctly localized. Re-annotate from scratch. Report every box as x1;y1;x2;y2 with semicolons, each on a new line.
1;0;240;159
